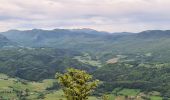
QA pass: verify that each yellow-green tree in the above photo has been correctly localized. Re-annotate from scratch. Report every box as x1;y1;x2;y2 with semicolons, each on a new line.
56;68;99;100
102;94;109;100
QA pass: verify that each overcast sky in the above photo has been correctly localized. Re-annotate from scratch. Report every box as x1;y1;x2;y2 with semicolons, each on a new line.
0;0;170;32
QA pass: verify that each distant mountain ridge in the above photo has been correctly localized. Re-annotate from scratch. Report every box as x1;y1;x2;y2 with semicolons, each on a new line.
137;30;170;38
1;29;170;61
0;28;113;48
0;34;14;48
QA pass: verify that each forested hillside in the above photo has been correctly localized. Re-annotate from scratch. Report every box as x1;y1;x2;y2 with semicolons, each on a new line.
0;48;96;81
1;29;170;61
0;34;14;48
0;29;170;99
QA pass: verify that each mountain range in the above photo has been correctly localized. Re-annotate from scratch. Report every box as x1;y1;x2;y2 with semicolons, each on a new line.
1;29;170;61
1;28;170;97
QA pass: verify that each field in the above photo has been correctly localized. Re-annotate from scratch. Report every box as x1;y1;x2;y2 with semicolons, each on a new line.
0;73;166;100
0;73;99;100
44;90;98;100
74;53;102;67
0;73;55;99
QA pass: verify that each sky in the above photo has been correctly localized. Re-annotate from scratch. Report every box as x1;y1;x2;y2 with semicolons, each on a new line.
0;0;170;32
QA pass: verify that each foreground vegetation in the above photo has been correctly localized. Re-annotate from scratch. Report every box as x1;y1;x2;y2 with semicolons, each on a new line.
0;72;167;100
57;68;99;100
0;48;170;99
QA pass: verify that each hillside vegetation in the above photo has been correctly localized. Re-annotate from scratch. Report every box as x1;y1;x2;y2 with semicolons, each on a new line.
0;48;96;81
0;29;170;99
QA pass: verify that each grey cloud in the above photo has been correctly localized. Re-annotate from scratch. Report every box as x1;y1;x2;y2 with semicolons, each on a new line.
0;0;170;32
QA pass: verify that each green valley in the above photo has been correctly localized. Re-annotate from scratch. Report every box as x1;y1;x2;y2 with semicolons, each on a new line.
0;29;170;99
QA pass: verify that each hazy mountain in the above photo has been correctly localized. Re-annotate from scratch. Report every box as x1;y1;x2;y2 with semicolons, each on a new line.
69;28;109;35
0;29;116;50
136;30;170;38
0;34;14;48
1;29;170;61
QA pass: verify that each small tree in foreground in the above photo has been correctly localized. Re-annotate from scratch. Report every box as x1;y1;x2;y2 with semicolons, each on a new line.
56;68;99;100
102;94;109;100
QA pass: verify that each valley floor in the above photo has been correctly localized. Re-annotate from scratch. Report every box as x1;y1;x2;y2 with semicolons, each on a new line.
0;73;166;100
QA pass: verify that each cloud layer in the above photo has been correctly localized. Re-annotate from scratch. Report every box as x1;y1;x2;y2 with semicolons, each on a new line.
0;0;170;32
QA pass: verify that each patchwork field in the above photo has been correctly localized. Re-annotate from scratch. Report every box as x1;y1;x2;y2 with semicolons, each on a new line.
0;73;166;100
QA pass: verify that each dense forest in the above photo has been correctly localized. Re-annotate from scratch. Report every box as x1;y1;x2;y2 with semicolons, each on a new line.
0;48;96;81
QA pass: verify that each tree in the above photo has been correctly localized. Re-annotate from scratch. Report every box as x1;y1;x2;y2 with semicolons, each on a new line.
102;94;109;100
37;93;45;99
56;68;99;100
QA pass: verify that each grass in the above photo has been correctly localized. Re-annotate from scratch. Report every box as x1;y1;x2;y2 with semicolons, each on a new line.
74;53;102;67
0;74;98;100
45;90;98;100
0;74;18;99
0;80;14;89
0;73;168;100
118;88;140;96
45;90;65;100
150;96;162;100
108;94;116;100
112;88;140;96
27;79;56;92
0;73;56;99
0;73;8;79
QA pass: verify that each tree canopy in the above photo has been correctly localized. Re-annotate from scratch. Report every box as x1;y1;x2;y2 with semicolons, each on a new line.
56;68;99;100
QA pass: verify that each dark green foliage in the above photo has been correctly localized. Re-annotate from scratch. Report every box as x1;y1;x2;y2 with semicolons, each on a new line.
94;62;170;97
0;48;96;81
37;93;45;99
